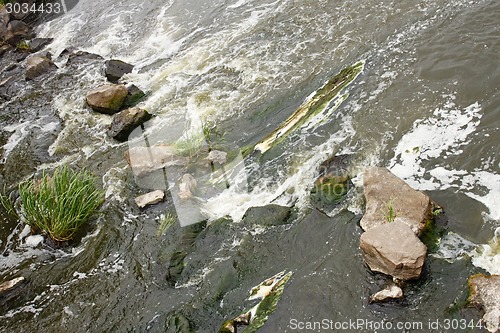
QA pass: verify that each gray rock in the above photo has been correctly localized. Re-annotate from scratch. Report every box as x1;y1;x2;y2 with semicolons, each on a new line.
468;274;500;333
104;59;134;83
134;190;165;208
360;222;427;280
206;150;227;165
25;56;57;80
0;44;13;57
0;277;25;296
178;174;197;200
360;167;432;236
107;107;152;141
370;283;404;303
122;83;146;108
29;38;53;52
86;84;128;114
242;204;292;227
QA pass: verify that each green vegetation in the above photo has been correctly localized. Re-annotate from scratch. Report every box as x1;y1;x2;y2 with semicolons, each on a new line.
1;165;104;242
381;197;397;222
157;212;176;237
16;40;30;51
175;121;226;159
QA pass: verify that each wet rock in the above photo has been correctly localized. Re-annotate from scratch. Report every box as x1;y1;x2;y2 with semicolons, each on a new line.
0;44;13;57
369;283;404;303
242;204;292;227
86;83;128;114
122;83;146;108
360;167;432;236
178;174;197;200
107;107;152;141
25;55;57;80
125;145;189;177
0;277;25;296
134;190;165;208
360;222;427;280
206;150;227;165
28;38;53;52
5;20;32;46
62;48;103;66
104;59;134;83
468;274;500;333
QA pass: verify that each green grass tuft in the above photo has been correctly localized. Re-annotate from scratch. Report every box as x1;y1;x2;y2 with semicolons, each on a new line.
157;212;177;237
17;165;104;242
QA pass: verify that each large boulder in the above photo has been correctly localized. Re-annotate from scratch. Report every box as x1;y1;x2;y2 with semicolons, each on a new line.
4;20;32;46
25;56;57;80
360;167;432;235
360;222;427;280
104;59;134;83
28;38;53;52
86;84;128;114
242;204;292;227
107;107;152;141
468;274;500;333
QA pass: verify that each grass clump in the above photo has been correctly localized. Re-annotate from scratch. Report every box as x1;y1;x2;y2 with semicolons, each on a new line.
156;212;177;237
11;165;104;242
381;197;397;222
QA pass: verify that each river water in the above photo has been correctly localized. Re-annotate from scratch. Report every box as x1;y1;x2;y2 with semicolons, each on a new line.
0;0;499;332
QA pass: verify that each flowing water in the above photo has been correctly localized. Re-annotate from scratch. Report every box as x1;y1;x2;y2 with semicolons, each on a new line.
1;0;499;332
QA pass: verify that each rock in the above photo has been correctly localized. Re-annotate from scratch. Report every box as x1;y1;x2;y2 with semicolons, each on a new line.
107;107;152;141
0;277;25;296
468;274;500;333
134;190;165;208
25;56;57;80
104;59;134;83
24;235;44;247
61;48;104;66
9;0;34;20
178;174;197;200
122;83;146;108
360;222;427;280
86;84;128;114
242;204;292;227
19;224;31;240
360;167;432;236
28;38;53;52
0;44;13;57
370;283;404;303
5;20;32;46
206;150;227;165
125;145;189;177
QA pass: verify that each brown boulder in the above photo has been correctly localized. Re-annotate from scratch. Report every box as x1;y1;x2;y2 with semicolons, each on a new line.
25;56;57;80
468;274;500;333
360;222;427;280
86;84;128;114
5;20;32;46
360;167;432;235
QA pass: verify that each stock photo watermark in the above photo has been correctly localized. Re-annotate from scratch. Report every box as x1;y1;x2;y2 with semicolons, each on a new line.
289;318;485;331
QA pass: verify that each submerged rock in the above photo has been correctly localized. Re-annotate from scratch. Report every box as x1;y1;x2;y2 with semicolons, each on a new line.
468;274;500;333
107;107;152;142
104;59;134;83
0;277;25;296
134;190;165;208
360;167;432;236
24;235;44;247
360;222;427;280
370;283;404;303
25;55;57;80
86;84;128;114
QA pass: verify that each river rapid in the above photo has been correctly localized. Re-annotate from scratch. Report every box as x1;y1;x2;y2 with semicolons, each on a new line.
0;0;499;332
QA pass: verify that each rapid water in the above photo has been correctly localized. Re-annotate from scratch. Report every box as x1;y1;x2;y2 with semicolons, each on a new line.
1;0;499;332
